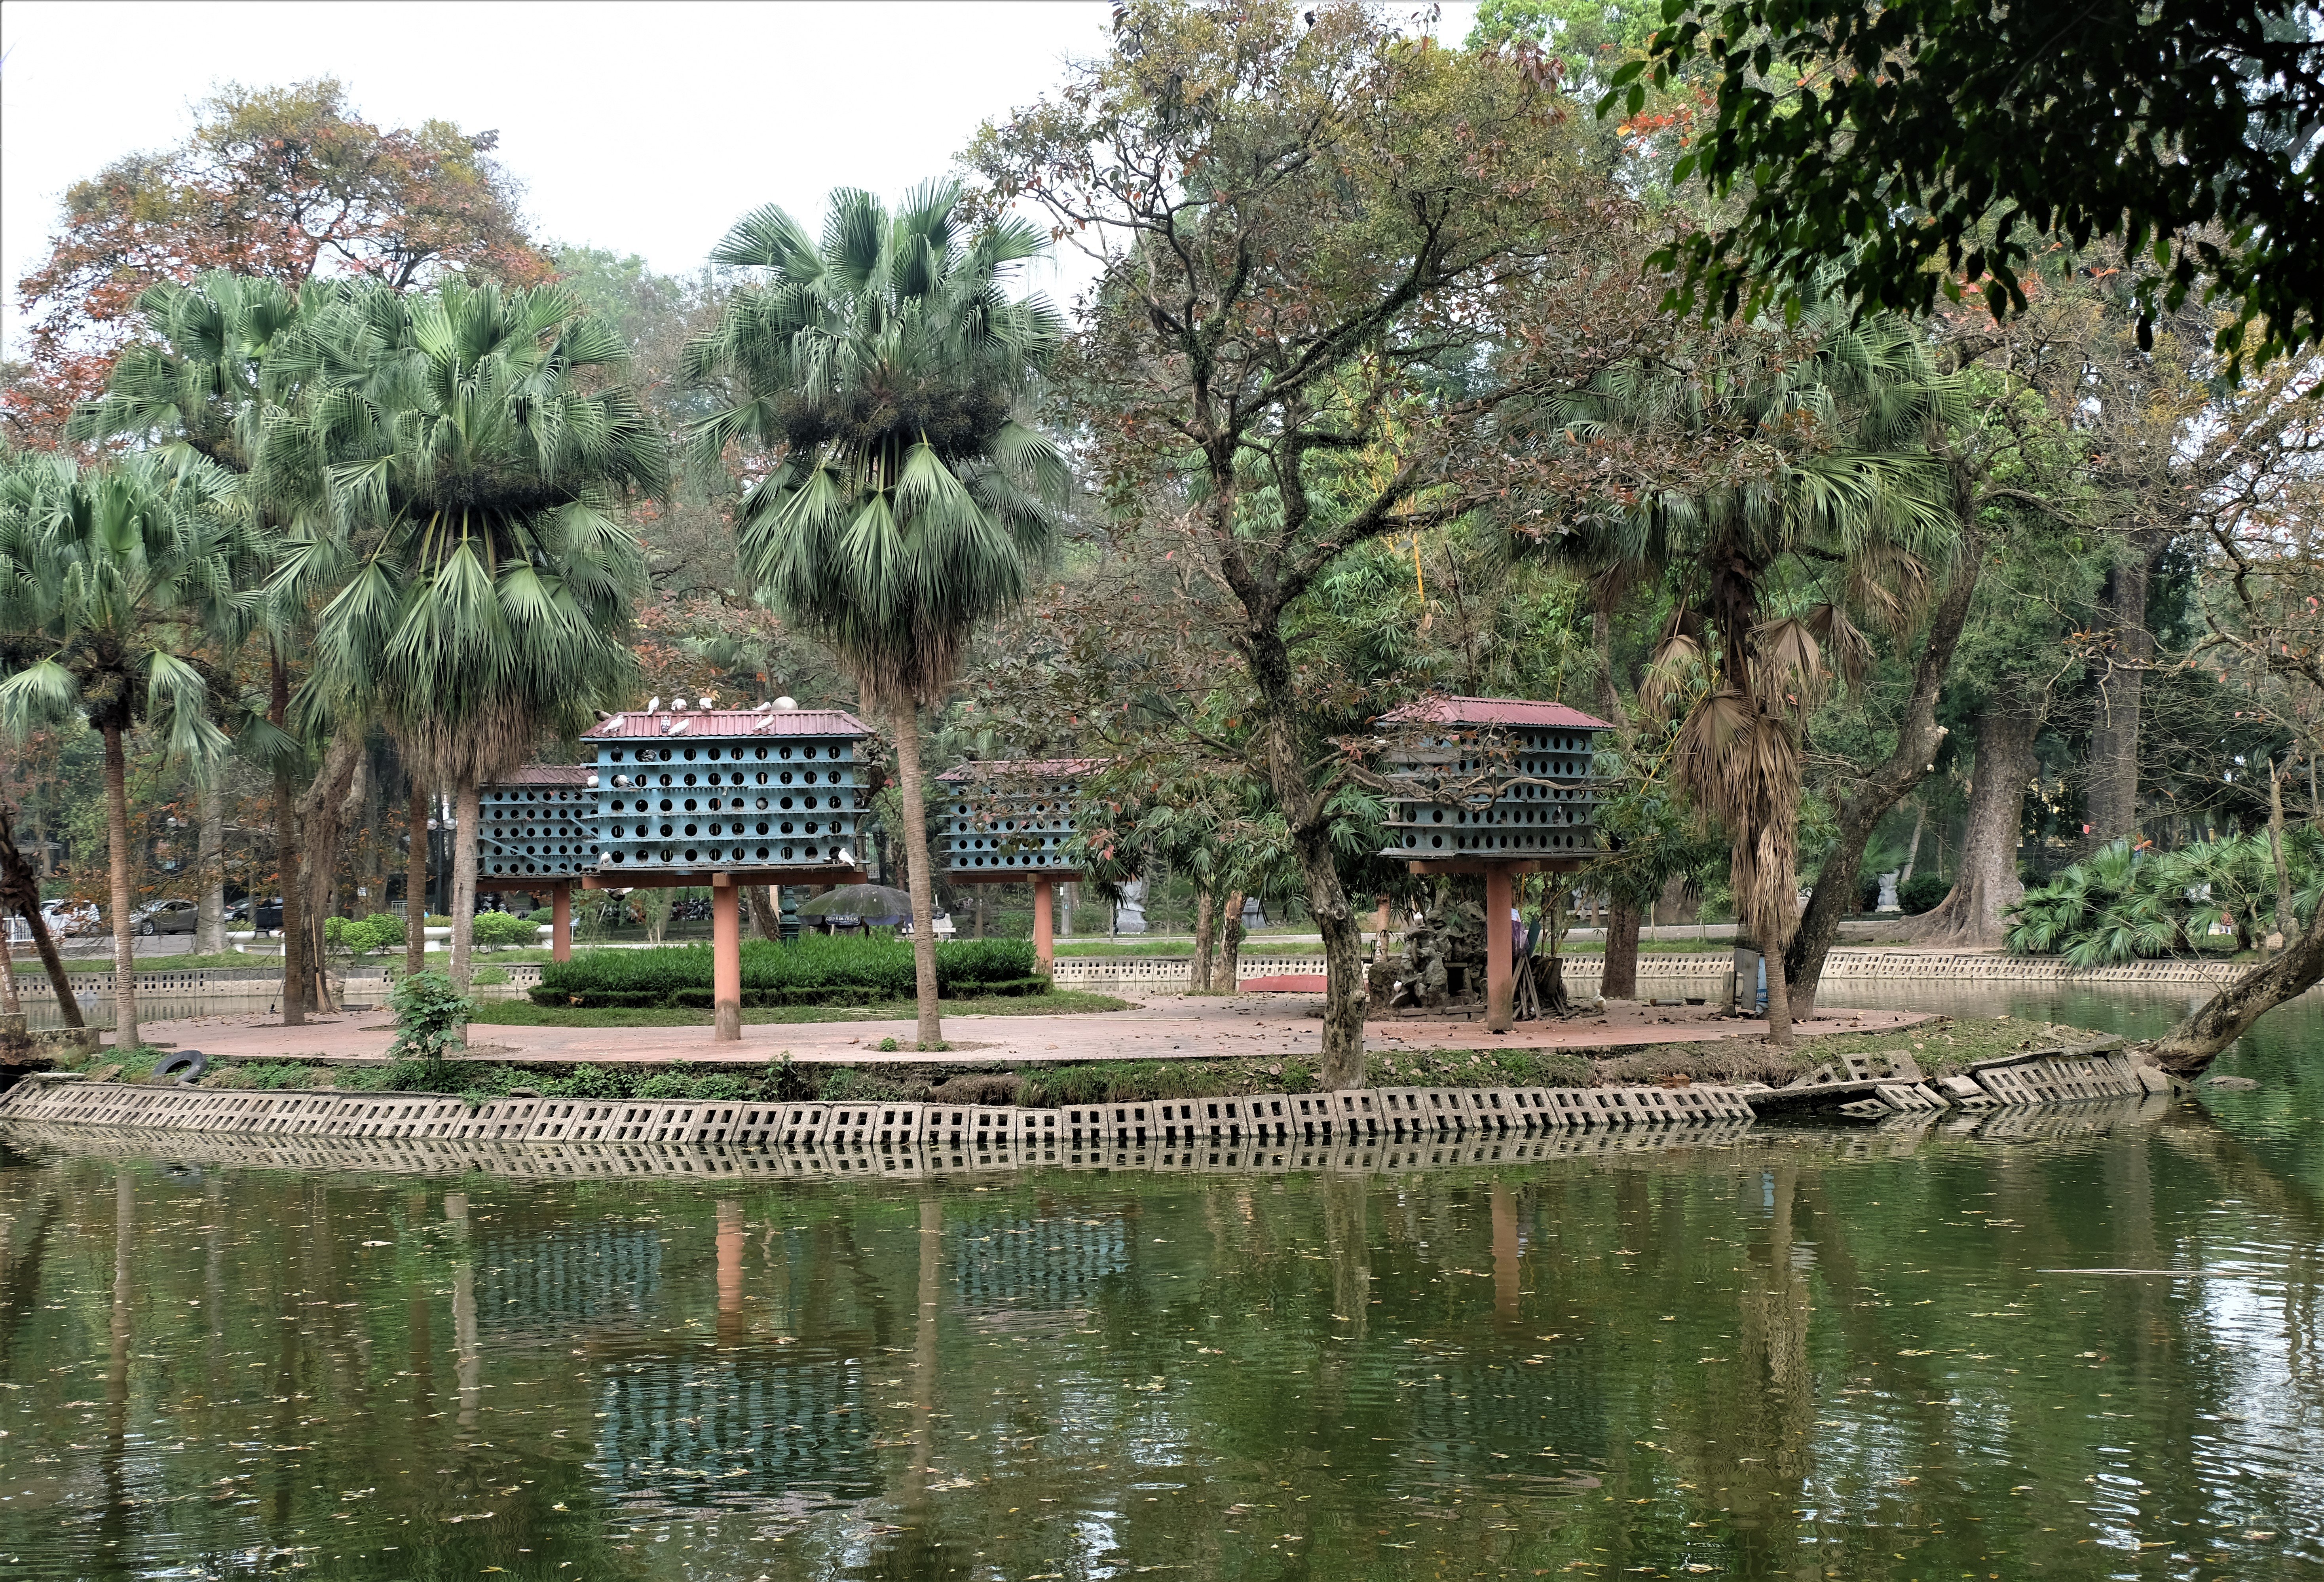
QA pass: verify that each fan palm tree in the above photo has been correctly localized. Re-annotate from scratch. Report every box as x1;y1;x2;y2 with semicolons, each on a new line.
1544;306;1964;1043
687;180;1070;1048
70;271;329;1016
275;277;664;989
0;448;257;1049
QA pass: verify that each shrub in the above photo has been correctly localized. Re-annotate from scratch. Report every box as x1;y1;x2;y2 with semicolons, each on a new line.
471;965;511;986
388;969;472;1068
526;908;554;924
530;935;1041;1008
1899;872;1950;915
324;912;406;958
471;911;541;951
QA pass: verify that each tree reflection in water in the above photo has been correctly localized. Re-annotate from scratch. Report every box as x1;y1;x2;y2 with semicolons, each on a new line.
0;1106;2318;1580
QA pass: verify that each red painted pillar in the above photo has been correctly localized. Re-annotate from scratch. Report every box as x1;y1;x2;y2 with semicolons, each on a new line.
1033;878;1055;974
712;876;742;1042
551;881;572;963
1485;865;1514;1033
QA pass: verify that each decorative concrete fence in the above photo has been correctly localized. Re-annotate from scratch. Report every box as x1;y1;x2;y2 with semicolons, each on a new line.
0;1045;2166;1162
9;961;546;1001
1049;948;2276;992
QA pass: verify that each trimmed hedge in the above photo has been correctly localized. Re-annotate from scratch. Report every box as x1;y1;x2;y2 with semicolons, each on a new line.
531;936;1042;1009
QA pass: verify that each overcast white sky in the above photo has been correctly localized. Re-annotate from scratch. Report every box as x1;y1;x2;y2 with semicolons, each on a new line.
0;1;1478;361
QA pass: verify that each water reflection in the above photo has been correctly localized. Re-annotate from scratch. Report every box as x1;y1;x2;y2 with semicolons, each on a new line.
1;1100;2319;1581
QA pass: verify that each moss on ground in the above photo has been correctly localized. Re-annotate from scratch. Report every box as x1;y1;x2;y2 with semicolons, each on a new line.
46;1015;2116;1112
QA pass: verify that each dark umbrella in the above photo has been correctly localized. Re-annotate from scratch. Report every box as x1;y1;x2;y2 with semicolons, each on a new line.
793;883;915;927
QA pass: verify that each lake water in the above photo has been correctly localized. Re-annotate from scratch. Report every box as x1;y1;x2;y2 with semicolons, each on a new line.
1;988;2318;1580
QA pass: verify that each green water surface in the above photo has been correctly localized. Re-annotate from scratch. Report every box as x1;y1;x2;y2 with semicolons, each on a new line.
0;986;2318;1581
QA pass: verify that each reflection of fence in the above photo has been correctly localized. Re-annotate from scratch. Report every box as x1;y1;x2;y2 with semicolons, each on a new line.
954;1215;1128;1311
477;1226;662;1331
590;1353;879;1507
0;1100;2170;1182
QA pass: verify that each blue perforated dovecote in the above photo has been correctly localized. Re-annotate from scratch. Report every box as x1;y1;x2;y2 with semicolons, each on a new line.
583;707;871;876
937;759;1099;879
1376;697;1614;865
475;766;600;882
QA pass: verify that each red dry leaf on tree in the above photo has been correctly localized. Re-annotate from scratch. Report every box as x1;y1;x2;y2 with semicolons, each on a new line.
7;78;550;449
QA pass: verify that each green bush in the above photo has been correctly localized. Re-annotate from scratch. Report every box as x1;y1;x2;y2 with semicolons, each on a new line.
324;912;406;958
471;911;541;950
388;970;472;1067
530;935;1041;1008
1899;872;1951;915
471;965;511;986
526;908;554;924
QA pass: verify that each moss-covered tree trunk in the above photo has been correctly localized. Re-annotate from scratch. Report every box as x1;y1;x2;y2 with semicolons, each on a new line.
404;781;429;977
890;702;943;1050
100;723;141;1052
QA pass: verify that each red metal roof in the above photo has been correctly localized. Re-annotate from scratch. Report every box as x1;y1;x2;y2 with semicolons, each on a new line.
583;707;870;740
487;764;592;787
938;758;1105;782
1377;696;1613;731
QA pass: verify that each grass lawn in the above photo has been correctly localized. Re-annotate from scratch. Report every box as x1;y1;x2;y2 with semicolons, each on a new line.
467;988;1135;1028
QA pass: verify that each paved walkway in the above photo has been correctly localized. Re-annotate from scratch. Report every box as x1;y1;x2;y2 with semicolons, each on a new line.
131;993;1931;1067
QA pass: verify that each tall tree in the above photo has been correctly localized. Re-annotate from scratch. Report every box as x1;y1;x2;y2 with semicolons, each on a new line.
0;450;253;1049
284;278;663;990
971;0;1664;1084
11;79;547;444
1542;305;1961;1042
72;271;330;1019
687;181;1069;1049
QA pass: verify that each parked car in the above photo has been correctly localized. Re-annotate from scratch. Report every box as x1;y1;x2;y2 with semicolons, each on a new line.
227;895;284;933
132;898;200;936
39;899;98;936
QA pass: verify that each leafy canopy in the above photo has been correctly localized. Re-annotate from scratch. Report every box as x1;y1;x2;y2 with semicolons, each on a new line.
1618;0;2324;372
687;180;1069;707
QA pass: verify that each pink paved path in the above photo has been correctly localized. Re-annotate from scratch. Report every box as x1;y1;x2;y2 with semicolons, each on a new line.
133;992;1930;1067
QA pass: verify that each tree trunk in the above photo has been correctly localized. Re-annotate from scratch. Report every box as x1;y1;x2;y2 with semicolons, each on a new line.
1241;595;1366;1083
296;728;365;1015
0;916;18;1019
746;885;777;942
2144;891;2324;1074
1189;887;1215;992
0;820;82;1031
404;779;429;977
1787;512;1983;1018
195;777;226;954
1601;896;1642;998
1898;692;2045;947
2084;532;2165;849
448;780;481;993
1216;889;1246;993
2268;758;2295;952
889;702;943;1049
271;653;306;1027
100;723;141;1052
1897;800;1927;887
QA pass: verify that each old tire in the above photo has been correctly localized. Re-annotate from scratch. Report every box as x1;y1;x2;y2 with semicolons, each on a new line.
152;1050;207;1084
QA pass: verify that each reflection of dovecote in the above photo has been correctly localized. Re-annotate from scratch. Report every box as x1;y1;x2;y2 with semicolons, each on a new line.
475;1225;662;1332
952;1213;1128;1311
589;1353;880;1506
1376;697;1614;865
475;766;599;881
583;707;871;876
936;758;1103;879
